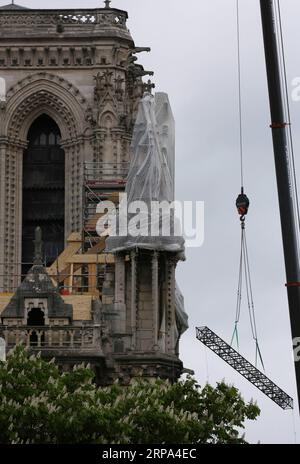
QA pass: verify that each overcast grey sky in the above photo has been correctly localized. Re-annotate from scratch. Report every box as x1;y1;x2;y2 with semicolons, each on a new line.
2;0;300;444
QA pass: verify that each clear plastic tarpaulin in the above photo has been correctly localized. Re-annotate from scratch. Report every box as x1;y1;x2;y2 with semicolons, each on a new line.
175;283;189;335
105;92;185;255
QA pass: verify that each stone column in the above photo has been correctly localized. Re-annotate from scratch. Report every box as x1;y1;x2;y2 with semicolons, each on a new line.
165;256;177;355
114;253;126;333
63;144;71;241
0;139;6;291
130;250;137;350
1;141;25;291
152;251;159;349
14;144;24;289
63;140;83;241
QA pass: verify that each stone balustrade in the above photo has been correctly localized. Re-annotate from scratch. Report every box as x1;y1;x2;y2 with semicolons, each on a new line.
0;9;128;29
0;325;101;351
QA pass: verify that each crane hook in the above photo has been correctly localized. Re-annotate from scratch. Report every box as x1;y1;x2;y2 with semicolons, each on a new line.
236;188;250;222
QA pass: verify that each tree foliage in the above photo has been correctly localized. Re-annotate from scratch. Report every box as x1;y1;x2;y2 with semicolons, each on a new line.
0;346;260;444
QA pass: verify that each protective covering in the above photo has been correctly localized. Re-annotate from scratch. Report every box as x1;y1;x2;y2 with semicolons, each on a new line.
175;283;189;335
126;92;174;204
105;92;185;254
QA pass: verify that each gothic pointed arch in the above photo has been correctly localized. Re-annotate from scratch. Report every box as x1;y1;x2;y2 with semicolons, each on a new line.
99;107;118;128
0;74;93;291
3;72;90;142
22;114;65;276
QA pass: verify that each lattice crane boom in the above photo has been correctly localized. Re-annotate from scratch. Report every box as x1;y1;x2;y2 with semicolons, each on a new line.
196;326;293;410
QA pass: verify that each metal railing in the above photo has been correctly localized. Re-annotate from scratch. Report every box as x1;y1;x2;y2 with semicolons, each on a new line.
84;162;129;184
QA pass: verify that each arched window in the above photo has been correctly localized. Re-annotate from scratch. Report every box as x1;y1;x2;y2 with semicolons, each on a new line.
0;77;6;102
22;114;65;276
27;307;45;326
27;308;45;347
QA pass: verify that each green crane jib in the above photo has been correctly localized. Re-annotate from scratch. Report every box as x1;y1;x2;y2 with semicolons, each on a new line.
196;327;293;410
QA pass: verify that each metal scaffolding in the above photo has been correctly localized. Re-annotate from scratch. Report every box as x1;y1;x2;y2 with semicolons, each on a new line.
196;326;293;410
0;264;102;294
83;161;128;250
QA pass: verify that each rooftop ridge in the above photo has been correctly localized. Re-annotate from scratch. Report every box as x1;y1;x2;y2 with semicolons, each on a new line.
0;3;30;9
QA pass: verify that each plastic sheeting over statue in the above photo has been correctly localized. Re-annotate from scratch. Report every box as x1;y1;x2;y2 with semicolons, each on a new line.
105;92;185;254
106;92;188;335
175;283;189;338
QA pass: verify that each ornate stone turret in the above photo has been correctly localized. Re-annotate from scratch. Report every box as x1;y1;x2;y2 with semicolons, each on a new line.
0;227;104;374
103;93;188;383
1;227;73;322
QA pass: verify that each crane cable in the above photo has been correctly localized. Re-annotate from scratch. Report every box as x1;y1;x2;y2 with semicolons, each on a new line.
236;0;244;189
231;218;265;370
231;0;265;370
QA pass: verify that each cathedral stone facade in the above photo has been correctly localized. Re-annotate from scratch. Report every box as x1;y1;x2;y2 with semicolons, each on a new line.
0;3;187;384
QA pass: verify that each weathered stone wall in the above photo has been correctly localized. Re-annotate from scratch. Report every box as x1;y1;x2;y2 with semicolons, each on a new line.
0;7;148;291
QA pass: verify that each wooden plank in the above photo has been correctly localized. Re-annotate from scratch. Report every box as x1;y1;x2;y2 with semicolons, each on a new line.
86;237;107;255
49;264;82;285
69;263;74;294
47;232;82;277
62;295;93;321
66;254;115;264
88;263;98;295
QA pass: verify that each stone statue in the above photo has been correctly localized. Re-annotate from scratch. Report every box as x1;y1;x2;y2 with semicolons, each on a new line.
91;298;102;324
33;226;43;265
